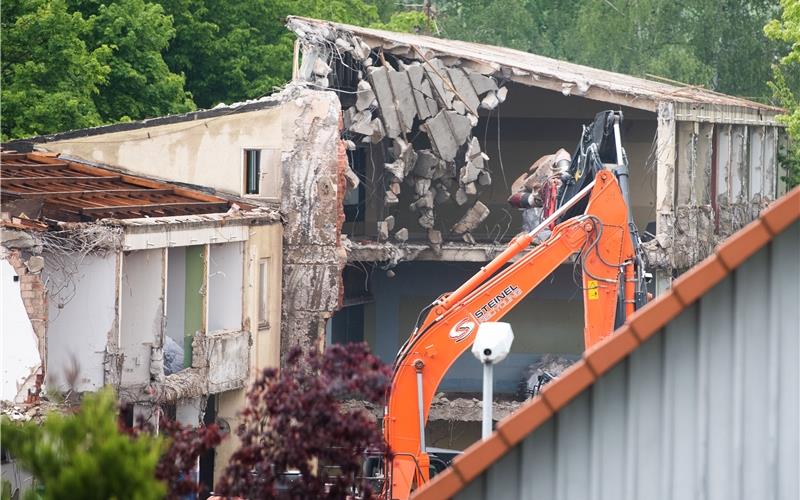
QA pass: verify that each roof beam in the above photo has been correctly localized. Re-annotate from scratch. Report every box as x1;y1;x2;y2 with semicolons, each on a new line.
81;201;230;215
1;175;122;182
3;188;176;197
1;162;70;169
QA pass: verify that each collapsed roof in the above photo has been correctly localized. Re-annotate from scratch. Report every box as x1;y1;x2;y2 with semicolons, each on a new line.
288;16;781;114
1;151;249;225
287;17;782;253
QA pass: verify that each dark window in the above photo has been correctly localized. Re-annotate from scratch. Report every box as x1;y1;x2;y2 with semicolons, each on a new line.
244;149;261;194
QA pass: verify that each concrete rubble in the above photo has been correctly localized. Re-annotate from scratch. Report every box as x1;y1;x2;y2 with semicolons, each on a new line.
288;17;509;249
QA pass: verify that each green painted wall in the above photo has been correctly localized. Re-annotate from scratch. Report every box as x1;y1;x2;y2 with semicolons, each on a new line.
184;245;205;367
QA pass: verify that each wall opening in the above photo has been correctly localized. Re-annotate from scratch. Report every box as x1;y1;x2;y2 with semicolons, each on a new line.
120;249;164;386
166;245;205;372
208;242;243;332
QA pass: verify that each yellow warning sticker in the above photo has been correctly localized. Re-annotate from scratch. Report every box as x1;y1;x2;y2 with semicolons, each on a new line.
587;280;599;300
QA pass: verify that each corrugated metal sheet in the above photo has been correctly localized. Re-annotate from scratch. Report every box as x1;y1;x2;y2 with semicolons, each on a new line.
456;220;799;500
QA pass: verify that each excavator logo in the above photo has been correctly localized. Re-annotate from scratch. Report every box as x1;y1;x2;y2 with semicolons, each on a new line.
449;318;476;342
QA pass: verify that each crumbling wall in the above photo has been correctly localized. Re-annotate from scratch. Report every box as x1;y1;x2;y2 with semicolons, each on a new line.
279;88;347;360
1;248;45;402
645;110;782;274
288;18;506;250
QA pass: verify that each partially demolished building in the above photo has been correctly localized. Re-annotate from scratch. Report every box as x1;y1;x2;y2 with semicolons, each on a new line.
0;150;282;483
11;18;789;449
285;17;789;443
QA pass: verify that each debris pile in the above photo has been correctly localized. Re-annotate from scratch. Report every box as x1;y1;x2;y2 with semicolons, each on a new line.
519;354;577;399
289;18;508;247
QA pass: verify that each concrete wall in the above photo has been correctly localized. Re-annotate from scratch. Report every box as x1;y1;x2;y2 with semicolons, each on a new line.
40;107;284;199
44;252;118;392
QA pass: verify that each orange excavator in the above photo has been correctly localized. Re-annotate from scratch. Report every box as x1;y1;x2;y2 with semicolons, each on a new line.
381;111;649;499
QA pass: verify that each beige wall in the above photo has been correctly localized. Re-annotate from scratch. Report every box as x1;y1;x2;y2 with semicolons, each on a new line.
42;107;282;197
214;222;282;482
39;88;337;201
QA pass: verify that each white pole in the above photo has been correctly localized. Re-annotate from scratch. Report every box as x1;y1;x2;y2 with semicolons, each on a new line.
482;362;493;440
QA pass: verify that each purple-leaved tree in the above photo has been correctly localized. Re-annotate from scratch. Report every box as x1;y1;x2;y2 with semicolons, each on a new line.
217;342;392;499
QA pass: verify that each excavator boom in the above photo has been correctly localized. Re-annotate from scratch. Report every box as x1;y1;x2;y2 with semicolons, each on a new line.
383;169;636;499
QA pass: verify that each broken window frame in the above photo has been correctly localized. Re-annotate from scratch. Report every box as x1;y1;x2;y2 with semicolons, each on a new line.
258;257;270;329
244;149;261;195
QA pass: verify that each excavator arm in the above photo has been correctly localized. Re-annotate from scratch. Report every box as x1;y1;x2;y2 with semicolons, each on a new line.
384;169;636;499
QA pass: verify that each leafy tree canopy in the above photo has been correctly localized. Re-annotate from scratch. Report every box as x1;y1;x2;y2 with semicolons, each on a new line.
436;0;782;99
1;0;111;139
765;0;800;187
1;388;167;500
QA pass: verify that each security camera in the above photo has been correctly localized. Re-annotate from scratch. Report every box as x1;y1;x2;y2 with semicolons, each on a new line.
471;322;514;365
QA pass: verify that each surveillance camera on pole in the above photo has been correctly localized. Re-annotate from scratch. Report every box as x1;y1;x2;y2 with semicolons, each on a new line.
471;322;514;440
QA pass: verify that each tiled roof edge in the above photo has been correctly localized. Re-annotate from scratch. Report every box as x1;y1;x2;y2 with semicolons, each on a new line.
412;186;800;500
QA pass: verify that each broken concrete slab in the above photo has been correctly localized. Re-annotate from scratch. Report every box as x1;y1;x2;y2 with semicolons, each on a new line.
452;201;490;234
424;110;472;162
410;189;434;210
428;229;443;245
460;137;486;184
352;36;372;60
368;66;402;138
388;70;416;133
412;150;439;178
480;91;500;110
385;159;406;181
313;57;332;77
455;187;469;205
468;72;498;95
377;220;389;241
497;86;508;103
385;190;399;206
418;209;435;229
394;228;409;242
368;118;385;143
462;232;476;245
423;58;455;108
355;80;376;111
406;65;434;121
478;170;492;186
464;182;477;195
414;177;432;198
447;67;480;113
348;109;374;136
385;215;395;232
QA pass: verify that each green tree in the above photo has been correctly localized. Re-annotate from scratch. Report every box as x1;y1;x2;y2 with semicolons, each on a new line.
156;0;386;108
765;0;800;188
1;0;110;139
1;388;167;500
85;0;195;122
435;0;780;99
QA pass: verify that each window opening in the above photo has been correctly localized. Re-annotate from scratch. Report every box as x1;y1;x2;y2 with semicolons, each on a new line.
244;149;261;195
